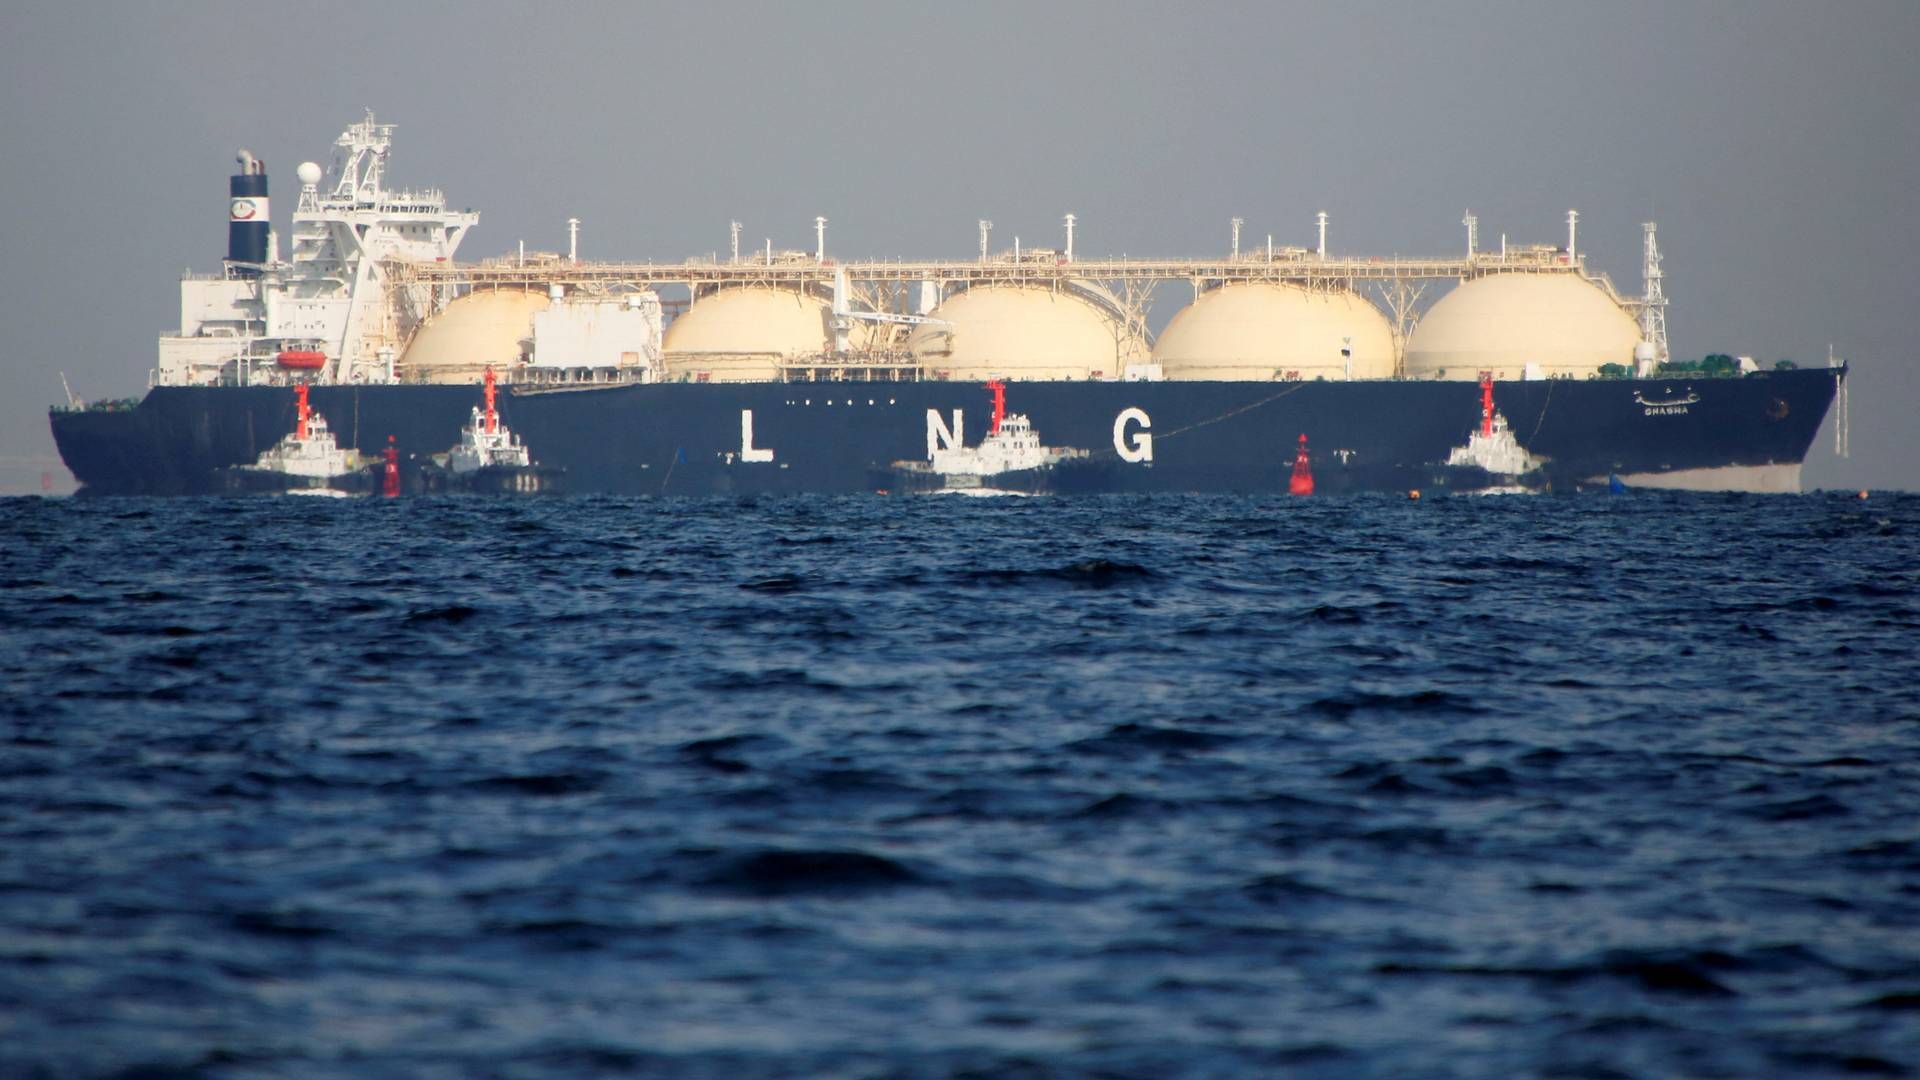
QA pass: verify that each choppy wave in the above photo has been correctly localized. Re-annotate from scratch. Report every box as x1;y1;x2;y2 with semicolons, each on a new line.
1;491;1917;1077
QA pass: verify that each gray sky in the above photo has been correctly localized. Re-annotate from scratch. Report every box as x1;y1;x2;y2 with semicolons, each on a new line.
3;1;1914;492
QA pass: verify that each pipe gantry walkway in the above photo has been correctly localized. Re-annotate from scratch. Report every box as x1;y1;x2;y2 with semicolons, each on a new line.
403;247;1615;294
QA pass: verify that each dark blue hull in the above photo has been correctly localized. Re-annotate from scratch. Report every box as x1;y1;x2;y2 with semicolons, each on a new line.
50;370;1841;495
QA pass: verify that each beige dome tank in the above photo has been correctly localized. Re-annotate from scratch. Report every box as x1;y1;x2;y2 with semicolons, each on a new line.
1152;283;1395;381
907;284;1147;381
1405;274;1640;381
662;287;832;383
399;289;549;383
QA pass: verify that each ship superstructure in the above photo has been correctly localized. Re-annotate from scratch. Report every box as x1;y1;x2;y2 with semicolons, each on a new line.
157;112;478;388
154;113;1718;399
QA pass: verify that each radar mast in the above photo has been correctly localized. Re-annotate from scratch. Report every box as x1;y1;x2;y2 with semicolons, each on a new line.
1640;221;1669;365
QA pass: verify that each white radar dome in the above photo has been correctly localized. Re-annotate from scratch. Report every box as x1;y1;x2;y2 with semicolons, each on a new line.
907;284;1147;381
398;288;550;384
1405;274;1639;381
296;161;323;186
1152;283;1396;381
661;287;834;383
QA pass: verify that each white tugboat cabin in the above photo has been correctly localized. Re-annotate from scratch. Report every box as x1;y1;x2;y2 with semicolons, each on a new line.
448;367;532;473
241;384;361;483
1446;375;1539;479
890;380;1090;494
928;412;1079;480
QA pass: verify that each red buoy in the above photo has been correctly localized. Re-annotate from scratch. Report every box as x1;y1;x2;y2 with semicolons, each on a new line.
1480;373;1496;438
382;435;401;498
1289;432;1314;495
483;366;499;435
984;378;1007;435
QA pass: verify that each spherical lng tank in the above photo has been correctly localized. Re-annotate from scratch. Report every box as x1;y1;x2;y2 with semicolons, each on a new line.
1405;274;1641;380
1152;283;1396;380
906;284;1148;381
398;288;550;383
662;287;833;383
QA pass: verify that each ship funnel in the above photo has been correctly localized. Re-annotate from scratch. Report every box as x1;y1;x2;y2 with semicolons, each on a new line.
227;149;270;273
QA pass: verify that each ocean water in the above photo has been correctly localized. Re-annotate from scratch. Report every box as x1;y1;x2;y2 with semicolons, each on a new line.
2;492;1917;1079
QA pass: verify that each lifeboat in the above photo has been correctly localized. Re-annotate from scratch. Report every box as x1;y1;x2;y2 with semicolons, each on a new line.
276;350;327;370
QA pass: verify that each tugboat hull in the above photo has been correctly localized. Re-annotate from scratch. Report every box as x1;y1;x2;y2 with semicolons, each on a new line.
875;457;1114;496
418;463;566;495
216;467;372;496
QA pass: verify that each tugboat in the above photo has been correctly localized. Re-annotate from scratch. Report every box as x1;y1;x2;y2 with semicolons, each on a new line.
1443;375;1543;493
880;380;1104;496
218;384;364;494
419;368;563;493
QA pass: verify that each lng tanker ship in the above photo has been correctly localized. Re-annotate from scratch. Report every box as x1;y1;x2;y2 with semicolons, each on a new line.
49;114;1845;496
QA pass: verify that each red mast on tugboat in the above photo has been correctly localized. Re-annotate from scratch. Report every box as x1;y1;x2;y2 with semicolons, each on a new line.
294;383;312;441
984;379;1006;435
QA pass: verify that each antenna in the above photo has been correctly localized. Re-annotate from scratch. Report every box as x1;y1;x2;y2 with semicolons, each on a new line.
729;220;741;263
567;217;580;264
814;216;827;263
1063;213;1076;262
978;219;993;263
1316;211;1329;258
1231;217;1244;260
1566;209;1579;261
1463;210;1478;257
332;111;394;201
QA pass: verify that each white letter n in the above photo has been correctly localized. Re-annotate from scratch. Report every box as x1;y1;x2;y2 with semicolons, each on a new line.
926;409;963;460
